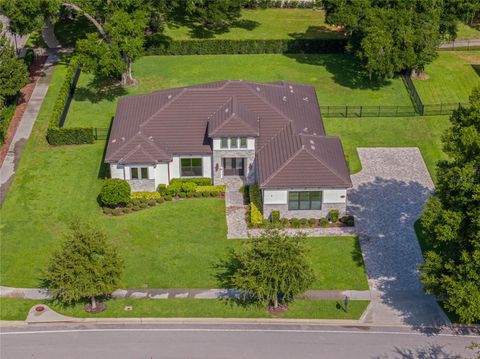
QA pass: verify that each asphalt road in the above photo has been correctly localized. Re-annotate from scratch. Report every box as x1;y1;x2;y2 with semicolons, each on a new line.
1;323;479;359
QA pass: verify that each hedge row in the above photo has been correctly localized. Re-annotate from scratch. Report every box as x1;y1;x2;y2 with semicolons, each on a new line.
46;58;95;145
145;38;346;56
249;185;263;226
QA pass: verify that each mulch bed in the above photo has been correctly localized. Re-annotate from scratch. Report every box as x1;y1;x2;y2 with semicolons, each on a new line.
84;302;107;314
0;54;48;166
268;303;288;315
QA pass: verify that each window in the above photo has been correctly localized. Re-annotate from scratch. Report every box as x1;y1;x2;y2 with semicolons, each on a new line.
131;167;149;180
288;191;322;210
181;158;202;177
240;137;247;148
221;138;228;149
230;137;238;148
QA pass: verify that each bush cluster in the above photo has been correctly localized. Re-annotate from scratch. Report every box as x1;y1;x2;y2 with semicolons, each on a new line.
249;185;264;226
163;178;223;197
170;178;212;186
146;38;346;56
100;179;131;208
131;191;161;201
195;185;226;193
46;58;95;145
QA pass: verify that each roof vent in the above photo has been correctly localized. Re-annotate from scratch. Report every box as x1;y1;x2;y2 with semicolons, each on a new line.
112;139;117;143
311;145;316;150
121;137;125;141
304;127;308;132
290;89;294;93
303;97;309;101
289;85;293;89
225;108;229;113
148;136;154;141
282;96;287;102
313;132;317;135
168;94;172;99
309;139;314;144
256;87;260;92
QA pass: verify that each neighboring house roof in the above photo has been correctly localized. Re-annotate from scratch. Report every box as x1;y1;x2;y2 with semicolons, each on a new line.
105;80;351;189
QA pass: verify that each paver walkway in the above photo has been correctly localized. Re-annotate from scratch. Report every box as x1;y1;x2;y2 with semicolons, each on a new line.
0;285;370;301
224;176;249;239
439;38;480;49
349;148;450;326
0;51;59;206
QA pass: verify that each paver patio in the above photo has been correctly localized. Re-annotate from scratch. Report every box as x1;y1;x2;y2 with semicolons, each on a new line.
349;148;450;326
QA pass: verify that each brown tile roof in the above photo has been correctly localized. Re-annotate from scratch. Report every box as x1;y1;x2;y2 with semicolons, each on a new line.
105;80;351;188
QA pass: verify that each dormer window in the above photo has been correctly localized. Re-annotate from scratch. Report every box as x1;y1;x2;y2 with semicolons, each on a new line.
219;137;249;150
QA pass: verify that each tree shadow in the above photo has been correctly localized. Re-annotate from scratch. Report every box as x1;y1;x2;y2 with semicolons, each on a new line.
74;77;128;104
283;53;393;90
351;236;366;268
288;25;345;40
372;343;462;359
348;177;450;328
472;64;480;77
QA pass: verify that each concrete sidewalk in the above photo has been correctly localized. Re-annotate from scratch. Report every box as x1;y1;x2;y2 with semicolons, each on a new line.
0;286;370;301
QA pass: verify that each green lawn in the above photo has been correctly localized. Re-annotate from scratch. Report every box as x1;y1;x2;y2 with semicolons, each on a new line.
0;62;367;290
164;9;343;40
0;298;369;320
66;54;413;128
325;115;451;181
456;22;480;40
413;51;480;104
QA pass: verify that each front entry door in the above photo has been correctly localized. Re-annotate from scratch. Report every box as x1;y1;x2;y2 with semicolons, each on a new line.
223;158;244;176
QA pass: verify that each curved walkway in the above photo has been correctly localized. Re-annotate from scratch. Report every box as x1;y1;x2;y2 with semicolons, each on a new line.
349;148;450;326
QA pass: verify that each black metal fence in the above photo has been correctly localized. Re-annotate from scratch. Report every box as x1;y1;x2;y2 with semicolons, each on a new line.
322;105;418;118
401;73;425;115
93;128;109;140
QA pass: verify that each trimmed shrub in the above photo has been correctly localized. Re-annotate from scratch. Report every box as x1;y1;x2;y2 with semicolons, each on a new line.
249;185;263;226
139;197;148;204
131;191;161;201
103;207;113;215
181;182;197;194
279;217;289;227
100;179;131;207
146;37;347;56
139;202;148;209
126;202;134;208
157;184;167;195
112;208;121;216
186;192;193;198
308;218;317;227
156;196;164;203
270;210;281;223
47;127;95;145
329;209;340;222
340;215;355;227
178;192;187;198
132;206;140;211
193;192;201;198
131;199;141;206
164;195;172;201
123;207;131;214
147;199;156;206
196;185;226;193
290;218;301;228
170;178;212;186
320;217;329;227
299;218;308;227
210;191;219;197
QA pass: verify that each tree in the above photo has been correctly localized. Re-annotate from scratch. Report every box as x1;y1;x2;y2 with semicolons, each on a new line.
0;31;28;101
218;230;315;309
183;0;246;29
419;87;480;324
44;220;124;311
323;0;457;79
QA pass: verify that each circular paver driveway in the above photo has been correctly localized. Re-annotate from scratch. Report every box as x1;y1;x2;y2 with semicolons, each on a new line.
350;148;449;326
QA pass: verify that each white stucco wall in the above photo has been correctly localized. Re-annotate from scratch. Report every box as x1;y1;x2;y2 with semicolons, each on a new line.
154;163;169;186
263;188;347;205
212;137;255;150
110;164;125;180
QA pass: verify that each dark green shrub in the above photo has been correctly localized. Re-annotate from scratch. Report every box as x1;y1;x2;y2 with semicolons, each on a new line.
100;179;131;207
279;218;289;227
47;127;95;145
181;182;197;194
299;218;308;227
112;208;121;216
103;207;113;215
186;192;193;198
169;178;212;186
157;184;167;195
340;215;355;227
210;191;219;197
201;191;210;197
132;199;141;206
139;197;148;204
290;218;301;228
164;195;172;201
139;202;148;209
193;192;201;198
178;192;186;198
147;199;156;206
308;218;317;227
270;210;281;223
156;196;164;203
123;207;131;214
320;217;329;228
126;202;134;208
329;209;340;222
132;206;140;211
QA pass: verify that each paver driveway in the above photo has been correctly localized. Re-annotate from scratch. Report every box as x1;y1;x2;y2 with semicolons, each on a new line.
349;148;450;326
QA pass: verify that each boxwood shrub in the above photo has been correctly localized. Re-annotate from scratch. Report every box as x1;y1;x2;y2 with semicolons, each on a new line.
131;191;161;201
164;195;173;201
249;185;263;226
100;179;131;207
196;185;226;193
170;178;212;186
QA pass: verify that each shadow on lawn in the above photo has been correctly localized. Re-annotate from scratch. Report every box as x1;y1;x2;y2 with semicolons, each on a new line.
288;25;345;40
472;64;480;77
284;53;393;90
74;78;128;104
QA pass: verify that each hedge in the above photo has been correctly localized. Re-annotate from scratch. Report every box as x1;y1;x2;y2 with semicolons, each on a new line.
196;185;226;193
145;37;346;56
0;102;16;145
46;58;95;145
169;178;212;186
249;184;263;226
131;191;161;201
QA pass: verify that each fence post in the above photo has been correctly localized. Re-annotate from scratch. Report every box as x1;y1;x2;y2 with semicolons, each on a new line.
345;105;348;118
359;106;363;117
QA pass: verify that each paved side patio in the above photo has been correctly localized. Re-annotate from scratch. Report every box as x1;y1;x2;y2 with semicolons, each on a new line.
350;148;450;326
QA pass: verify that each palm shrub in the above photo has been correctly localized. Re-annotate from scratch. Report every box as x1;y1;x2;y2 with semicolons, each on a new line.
218;230;315;309
44;220;123;310
100;179;130;207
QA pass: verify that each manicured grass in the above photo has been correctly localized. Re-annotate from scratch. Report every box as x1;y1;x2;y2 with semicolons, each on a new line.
0;298;369;320
456;22;480;40
0;63;367;290
413;51;480;104
324;115;450;181
66;54;412;128
164;9;344;40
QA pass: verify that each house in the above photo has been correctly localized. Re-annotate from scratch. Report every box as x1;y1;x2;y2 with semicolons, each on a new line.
105;80;352;219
